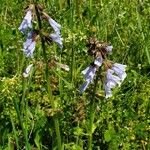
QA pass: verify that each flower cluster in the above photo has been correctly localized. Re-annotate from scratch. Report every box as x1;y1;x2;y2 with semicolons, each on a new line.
19;4;63;77
80;38;127;98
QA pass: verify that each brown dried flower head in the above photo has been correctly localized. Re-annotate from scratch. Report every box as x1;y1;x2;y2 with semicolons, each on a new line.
87;37;112;59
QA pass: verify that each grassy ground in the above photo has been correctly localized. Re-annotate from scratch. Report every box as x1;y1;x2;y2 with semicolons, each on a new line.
0;0;150;149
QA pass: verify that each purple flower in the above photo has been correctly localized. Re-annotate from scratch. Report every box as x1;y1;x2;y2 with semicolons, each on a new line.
79;66;97;93
112;63;127;81
23;64;33;78
18;10;32;34
50;33;63;49
23;31;36;57
48;17;61;35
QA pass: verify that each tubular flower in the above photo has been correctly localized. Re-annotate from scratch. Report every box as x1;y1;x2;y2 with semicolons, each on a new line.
23;64;33;78
48;17;61;35
42;12;63;48
82;66;97;82
79;81;91;93
18;10;32;34
112;63;127;81
23;31;36;57
50;33;63;49
104;84;112;98
79;66;97;93
106;69;121;88
80;56;103;93
104;66;127;98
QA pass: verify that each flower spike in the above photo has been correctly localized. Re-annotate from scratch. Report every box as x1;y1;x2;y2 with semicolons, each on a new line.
79;38;127;98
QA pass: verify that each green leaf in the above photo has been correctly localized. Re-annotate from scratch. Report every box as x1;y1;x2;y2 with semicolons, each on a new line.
34;131;41;150
74;127;83;136
92;124;97;134
104;130;111;142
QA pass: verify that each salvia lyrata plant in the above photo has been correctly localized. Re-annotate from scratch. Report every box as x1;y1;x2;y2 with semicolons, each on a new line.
78;38;127;149
18;3;63;149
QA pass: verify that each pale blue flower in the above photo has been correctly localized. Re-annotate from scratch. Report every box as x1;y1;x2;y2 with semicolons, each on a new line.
94;56;103;66
104;84;112;98
105;45;113;52
18;10;32;34
23;64;33;78
104;69;121;98
48;17;61;35
106;69;121;88
23;31;36;57
105;65;127;98
112;63;127;81
79;57;103;93
79;66;97;93
50;33;63;49
82;66;97;82
79;81;91;93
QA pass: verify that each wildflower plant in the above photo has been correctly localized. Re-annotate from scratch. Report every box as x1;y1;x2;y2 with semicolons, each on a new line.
79;38;127;149
18;3;63;149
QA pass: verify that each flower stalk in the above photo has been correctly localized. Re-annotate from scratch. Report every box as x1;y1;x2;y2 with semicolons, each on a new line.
79;38;127;149
88;66;101;150
34;4;62;150
20;77;31;150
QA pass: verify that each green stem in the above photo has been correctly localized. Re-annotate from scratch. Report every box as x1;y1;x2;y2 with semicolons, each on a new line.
12;94;29;149
71;43;74;82
70;1;75;83
89;0;93;18
88;67;101;150
21;78;31;150
136;5;150;65
20;67;35;150
59;0;63;9
35;4;62;150
10;115;19;149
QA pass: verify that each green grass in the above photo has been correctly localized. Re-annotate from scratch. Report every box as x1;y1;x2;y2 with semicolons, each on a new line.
0;0;150;149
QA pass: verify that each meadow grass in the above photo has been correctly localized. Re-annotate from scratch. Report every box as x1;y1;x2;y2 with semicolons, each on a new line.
0;0;150;149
